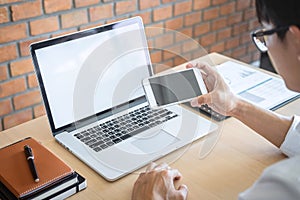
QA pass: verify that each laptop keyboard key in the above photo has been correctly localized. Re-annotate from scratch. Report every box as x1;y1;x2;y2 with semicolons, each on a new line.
112;138;122;144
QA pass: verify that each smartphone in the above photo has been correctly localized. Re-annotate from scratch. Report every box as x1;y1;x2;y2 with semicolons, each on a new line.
142;68;207;109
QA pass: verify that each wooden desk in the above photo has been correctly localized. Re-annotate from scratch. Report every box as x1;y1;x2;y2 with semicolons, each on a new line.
1;53;299;200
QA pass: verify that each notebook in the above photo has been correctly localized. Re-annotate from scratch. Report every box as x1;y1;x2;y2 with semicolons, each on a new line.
0;137;86;199
30;16;218;181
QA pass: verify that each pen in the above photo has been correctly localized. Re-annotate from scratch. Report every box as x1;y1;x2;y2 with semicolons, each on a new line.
24;145;39;183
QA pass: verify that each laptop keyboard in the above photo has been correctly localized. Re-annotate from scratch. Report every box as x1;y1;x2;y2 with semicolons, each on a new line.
74;105;178;152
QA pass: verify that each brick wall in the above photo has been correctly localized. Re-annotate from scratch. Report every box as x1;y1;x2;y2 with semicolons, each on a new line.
0;0;260;130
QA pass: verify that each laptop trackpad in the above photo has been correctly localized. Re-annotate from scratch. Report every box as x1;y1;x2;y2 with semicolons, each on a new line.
131;129;179;154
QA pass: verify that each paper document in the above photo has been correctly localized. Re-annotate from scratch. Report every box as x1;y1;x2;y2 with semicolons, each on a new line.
216;61;300;110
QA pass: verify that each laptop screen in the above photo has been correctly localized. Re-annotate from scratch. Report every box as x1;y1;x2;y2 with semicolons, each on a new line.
31;17;152;132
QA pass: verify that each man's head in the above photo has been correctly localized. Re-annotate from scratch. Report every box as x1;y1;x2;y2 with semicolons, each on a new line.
255;0;300;92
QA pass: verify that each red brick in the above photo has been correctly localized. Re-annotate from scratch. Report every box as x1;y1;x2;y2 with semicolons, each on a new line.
155;33;174;48
0;7;9;24
162;0;176;3
30;16;59;36
44;0;72;14
19;37;48;57
115;1;136;15
153;5;172;22
228;12;243;25
220;2;235;15
0;99;12;116
158;60;174;71
249;19;260;30
194;22;210;37
200;33;216;46
139;0;160;10
241;33;251;45
136;11;151;25
150;51;162;63
105;16;129;24
212;0;227;5
89;4;113;22
244;8;256;20
10;58;34;77
61;10;88;28
240;54;252;64
193;0;210;10
163;45;181;60
174;56;187;67
0;0;22;4
180;27;193;38
210;42;225;52
217;27;231;40
11;0;42;21
184;11;201;26
225;37;240;49
51;28;78;38
0;44;17;63
165;17;183;30
0;23;27;43
3;109;32;129
27;73;38;88
232;46;247;58
248;42;258;53
34;103;46;117
203;7;219;21
211;17;227;30
75;0;100;7
0;77;26;98
13;90;42;110
147;39;154;49
0;65;8;81
237;0;251;11
145;22;164;38
80;23;103;31
233;22;248;36
174;1;192;16
182;40;199;53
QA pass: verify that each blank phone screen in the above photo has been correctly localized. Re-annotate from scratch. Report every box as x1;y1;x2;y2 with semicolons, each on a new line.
149;70;202;106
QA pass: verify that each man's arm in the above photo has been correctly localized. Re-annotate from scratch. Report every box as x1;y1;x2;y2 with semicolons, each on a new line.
188;63;293;149
230;98;293;148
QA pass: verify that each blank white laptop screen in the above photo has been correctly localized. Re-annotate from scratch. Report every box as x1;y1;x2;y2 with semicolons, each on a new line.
34;21;151;129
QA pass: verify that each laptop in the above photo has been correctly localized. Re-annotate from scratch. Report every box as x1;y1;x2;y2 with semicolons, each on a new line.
30;17;218;181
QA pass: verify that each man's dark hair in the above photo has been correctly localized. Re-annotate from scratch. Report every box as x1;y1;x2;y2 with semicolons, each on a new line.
255;0;300;39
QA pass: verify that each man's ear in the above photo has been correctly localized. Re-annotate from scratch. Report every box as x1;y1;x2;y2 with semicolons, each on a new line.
289;26;300;61
289;26;300;43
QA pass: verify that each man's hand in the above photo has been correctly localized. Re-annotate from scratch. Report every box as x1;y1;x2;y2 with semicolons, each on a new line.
187;63;239;116
132;162;188;200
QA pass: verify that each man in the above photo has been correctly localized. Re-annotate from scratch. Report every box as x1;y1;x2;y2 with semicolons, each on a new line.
132;0;300;199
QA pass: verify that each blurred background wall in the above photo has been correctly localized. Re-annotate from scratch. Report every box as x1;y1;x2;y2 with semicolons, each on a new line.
0;0;260;130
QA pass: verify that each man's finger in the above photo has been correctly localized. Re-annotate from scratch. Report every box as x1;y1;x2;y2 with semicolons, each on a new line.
176;184;188;199
146;162;157;172
168;169;182;181
190;94;212;107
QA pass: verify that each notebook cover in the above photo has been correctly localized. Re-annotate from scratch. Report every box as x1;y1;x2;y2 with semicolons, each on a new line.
0;137;73;199
0;171;86;200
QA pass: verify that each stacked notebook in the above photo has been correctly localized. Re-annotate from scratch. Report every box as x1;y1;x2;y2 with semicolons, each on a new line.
0;137;87;200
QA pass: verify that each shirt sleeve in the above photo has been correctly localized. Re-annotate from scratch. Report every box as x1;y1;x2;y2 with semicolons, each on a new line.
238;116;300;200
238;156;300;200
280;115;300;157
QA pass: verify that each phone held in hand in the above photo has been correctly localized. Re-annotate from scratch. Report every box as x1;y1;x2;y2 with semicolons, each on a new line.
142;68;207;109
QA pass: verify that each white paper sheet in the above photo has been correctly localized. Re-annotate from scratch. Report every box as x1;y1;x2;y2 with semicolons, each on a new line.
216;61;299;110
